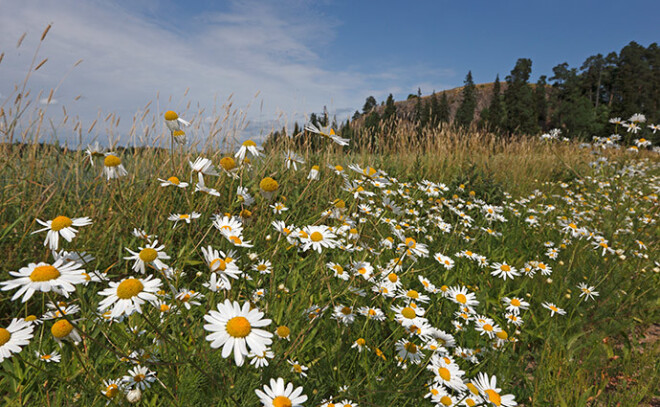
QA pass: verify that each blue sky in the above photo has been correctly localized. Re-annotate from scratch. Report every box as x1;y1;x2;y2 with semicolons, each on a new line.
0;0;658;147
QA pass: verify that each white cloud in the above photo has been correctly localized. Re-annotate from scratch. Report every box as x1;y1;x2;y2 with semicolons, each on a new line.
0;0;456;147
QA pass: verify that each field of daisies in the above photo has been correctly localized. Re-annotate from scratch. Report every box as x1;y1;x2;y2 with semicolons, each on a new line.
0;112;658;407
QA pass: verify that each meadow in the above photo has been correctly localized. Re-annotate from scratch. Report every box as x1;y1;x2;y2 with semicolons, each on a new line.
0;111;658;407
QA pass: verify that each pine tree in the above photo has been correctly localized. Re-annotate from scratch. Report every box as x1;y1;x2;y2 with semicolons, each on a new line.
504;58;537;134
455;71;477;128
486;75;504;131
429;91;440;128
362;96;377;114
534;75;548;131
438;92;450;126
383;94;397;121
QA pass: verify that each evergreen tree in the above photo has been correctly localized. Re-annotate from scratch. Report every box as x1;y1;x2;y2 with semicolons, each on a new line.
534;75;548;131
503;58;537;134
486;74;504;131
383;94;397;121
438;92;450;126
429;91;440;128
455;71;477;128
362;96;377;114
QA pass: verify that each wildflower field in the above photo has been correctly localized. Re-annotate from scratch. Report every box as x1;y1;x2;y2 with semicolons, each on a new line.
0;112;658;407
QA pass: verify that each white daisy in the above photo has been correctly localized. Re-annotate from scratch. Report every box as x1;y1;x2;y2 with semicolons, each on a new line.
300;225;339;253
490;262;520;280
102;153;128;180
36;350;61;363
97;275;162;318
33;215;92;250
1;259;87;303
158;176;189;188
204;300;273;366
124;240;170;274
123;365;156;390
472;372;518;406
255;377;307;407
235;140;262;163
189;157;219;177
0;318;34;363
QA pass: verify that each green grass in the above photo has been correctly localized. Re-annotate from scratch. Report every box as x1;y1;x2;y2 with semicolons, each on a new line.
0;137;658;407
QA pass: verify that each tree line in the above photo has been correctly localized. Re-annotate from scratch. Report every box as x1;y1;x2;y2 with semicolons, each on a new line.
264;41;658;150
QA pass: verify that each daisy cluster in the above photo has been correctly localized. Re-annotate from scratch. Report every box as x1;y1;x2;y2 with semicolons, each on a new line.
1;111;658;406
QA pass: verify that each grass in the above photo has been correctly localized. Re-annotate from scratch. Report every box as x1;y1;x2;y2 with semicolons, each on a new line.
0;127;658;407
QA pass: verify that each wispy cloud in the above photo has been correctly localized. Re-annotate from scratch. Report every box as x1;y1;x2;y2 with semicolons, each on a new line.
0;0;456;146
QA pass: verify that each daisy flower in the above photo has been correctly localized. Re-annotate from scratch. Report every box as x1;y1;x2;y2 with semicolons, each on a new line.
213;215;244;237
357;306;385;321
397;288;431;304
204;300;273;366
158;176;189;188
275;325;290;340
50;318;82;345
472;372;518;406
332;305;356;325
434;253;455;269
235;140;262;163
97;275;162;318
300;225;339;253
307;165;320;180
249;348;275;368
1;259;87;303
255;377;307;407
577;283;599;300
102;153;128;180
252;260;273;275
259;177;279;200
288;359;309;377
36;349;61;363
189;157;219;177
237;186;255;206
352;338;367;352
283;150;305;171
305;123;350;146
398;237;429;258
201;246;242;289
123;365;156;390
270;202;288;215
0;318;34;363
168;212;201;228
395;339;424;364
446;286;479;307
501;297;529;315
33;215;92;250
101;379;123;401
392;304;427;327
542;302;566;317
327;262;350;280
490;262;520;280
124;240;170;274
84;141;104;166
428;355;467;391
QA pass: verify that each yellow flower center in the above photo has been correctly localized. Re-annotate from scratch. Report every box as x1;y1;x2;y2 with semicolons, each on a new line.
116;279;144;299
496;330;508;340
511;298;521;307
167;176;180;185
293;364;302;373
501;265;511;272
483;323;493;331
333;265;344;274
466;398;477;407
0;328;11;346
401;307;416;319
30;265;61;282
550;305;558;312
51;216;73;231
220;157;236;171
276;326;290;338
456;293;467;304
229;236;242;245
438;367;451;381
172;129;185;137
51;319;73;339
405;237;416;248
25;315;38;322
242;140;256;147
404;342;418;353
466;382;479;395
226;316;251;338
310;231;323;242
210;258;227;271
164;111;178;120
311;165;319;171
406;290;419;299
388;273;398;283
105;384;119;398
138;248;158;262
358;268;367;275
159;303;170;312
260;177;279;192
341;306;352;315
440;396;453;406
356;338;366;346
272;396;292;407
134;374;146;383
104;155;121;167
485;389;502;406
367;309;377;316
334;165;343;171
